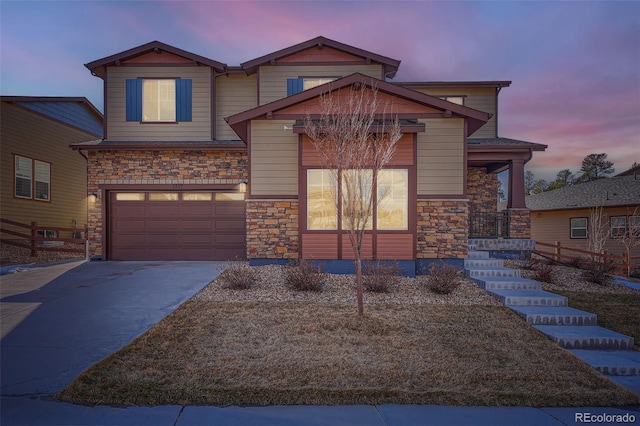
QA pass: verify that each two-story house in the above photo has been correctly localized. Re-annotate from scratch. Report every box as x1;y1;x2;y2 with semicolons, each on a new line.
74;36;546;274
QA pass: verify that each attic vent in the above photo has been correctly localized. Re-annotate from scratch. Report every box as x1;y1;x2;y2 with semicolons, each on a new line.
566;203;578;207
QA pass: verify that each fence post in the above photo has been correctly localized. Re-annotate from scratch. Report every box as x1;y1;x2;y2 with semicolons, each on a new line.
30;221;38;257
554;241;561;262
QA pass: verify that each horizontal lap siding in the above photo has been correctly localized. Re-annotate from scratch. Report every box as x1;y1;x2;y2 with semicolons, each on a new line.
417;118;465;195
250;121;298;196
377;234;414;260
216;74;257;140
0;103;89;228
341;234;373;260
411;87;497;139
302;234;338;259
531;207;640;257
107;67;211;141
259;65;383;105
302;133;413;167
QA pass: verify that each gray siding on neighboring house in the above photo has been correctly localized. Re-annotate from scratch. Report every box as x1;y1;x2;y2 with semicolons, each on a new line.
250;120;298;196
258;65;383;105
106;66;212;141
416;118;465;195
216;74;257;140
0;102;90;229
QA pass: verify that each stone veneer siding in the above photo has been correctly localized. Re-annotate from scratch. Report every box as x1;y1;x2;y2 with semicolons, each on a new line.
246;200;299;259
87;150;247;258
506;208;531;239
416;200;468;259
467;167;499;216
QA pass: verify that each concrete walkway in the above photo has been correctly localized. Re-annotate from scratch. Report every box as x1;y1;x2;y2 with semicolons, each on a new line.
1;261;638;425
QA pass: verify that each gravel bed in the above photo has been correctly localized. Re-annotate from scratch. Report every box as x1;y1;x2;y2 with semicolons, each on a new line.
194;264;500;306
0;243;85;267
505;260;640;296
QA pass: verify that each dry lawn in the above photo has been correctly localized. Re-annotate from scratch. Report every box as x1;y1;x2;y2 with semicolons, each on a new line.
57;299;639;407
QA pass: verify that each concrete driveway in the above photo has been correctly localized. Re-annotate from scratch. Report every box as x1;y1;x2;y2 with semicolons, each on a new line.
0;260;222;396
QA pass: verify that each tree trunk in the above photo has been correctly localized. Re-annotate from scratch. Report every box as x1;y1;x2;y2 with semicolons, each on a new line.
355;255;364;316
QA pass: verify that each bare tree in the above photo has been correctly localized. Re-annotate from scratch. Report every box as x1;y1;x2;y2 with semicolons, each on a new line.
588;206;608;262
304;81;402;316
616;207;640;276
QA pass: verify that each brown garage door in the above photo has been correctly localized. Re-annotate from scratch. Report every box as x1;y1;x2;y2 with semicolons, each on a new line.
109;191;245;261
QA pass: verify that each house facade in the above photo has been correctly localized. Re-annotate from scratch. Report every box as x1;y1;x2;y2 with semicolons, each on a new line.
1;96;103;239
75;37;545;272
527;175;640;258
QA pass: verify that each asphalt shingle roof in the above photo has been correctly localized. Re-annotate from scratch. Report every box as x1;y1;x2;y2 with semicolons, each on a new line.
525;176;640;211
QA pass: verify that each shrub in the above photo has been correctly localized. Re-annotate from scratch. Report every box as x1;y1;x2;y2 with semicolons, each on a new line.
630;269;640;279
520;257;540;271
422;261;461;295
284;259;326;292
217;262;257;290
581;261;617;286
564;256;586;270
533;263;554;283
362;260;401;293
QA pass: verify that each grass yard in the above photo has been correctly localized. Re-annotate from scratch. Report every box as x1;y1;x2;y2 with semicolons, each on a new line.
57;300;639;407
552;290;640;351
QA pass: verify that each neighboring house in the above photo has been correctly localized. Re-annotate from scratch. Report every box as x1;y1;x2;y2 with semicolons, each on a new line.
74;36;546;273
526;176;640;257
1;96;103;241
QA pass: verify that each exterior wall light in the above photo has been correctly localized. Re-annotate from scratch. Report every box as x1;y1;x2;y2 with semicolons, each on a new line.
238;180;248;193
88;192;99;203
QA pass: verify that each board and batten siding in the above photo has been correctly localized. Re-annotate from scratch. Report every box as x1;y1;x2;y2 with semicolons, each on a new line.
106;66;212;141
411;87;497;139
0;103;89;229
416;118;465;195
216;74;257;140
258;65;383;105
531;207;640;258
250;121;298;196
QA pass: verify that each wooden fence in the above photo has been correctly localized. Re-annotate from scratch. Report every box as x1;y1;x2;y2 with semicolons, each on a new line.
535;240;640;277
0;218;87;258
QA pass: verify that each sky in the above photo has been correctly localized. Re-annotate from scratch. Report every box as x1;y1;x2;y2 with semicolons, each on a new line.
1;0;638;182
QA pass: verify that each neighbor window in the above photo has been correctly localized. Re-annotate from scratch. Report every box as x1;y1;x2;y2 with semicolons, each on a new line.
570;217;588;239
126;78;192;122
15;155;50;201
610;216;627;238
631;215;640;237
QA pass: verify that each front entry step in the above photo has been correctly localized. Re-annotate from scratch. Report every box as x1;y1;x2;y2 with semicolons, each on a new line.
510;306;597;326
569;350;640;376
487;289;567;307
464;258;504;268
472;276;541;291
464;267;521;279
534;325;635;350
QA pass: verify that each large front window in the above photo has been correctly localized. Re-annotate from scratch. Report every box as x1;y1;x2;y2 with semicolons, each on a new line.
307;169;408;231
143;79;176;122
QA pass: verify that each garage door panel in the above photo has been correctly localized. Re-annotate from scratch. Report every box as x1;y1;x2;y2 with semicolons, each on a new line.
109;191;246;261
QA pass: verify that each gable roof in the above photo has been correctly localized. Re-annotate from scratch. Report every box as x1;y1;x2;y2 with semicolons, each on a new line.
240;36;401;78
616;164;640;177
226;73;492;142
85;41;227;79
1;96;103;137
526;176;640;211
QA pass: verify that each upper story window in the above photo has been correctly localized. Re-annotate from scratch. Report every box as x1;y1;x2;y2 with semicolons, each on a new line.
438;96;465;106
126;78;192;122
15;155;50;201
288;77;338;96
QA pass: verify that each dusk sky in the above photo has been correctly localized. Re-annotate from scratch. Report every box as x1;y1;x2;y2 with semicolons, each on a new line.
1;1;638;181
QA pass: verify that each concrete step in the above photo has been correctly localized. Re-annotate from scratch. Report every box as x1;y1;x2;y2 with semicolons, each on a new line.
510;306;597;326
464;258;504;268
472;276;541;291
569;350;640;376
487;289;567;307
534;325;634;350
464;267;521;279
466;250;488;259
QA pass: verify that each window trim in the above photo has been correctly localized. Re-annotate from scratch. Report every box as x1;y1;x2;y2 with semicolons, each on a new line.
570;217;588;239
610;216;627;238
14;155;51;202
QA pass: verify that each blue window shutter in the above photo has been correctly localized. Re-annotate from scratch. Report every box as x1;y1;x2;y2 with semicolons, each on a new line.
125;79;142;121
175;79;192;122
287;78;304;96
